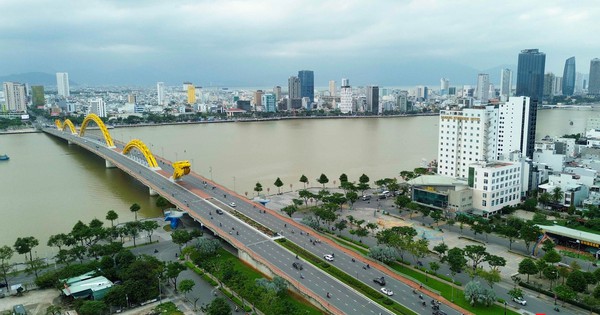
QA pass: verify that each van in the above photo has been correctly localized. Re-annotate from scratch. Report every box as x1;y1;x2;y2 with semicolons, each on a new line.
13;304;27;315
361;195;372;201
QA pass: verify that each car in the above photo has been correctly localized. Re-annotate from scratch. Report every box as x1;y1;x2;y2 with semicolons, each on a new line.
361;195;372;201
512;297;527;306
380;287;394;296
229;202;236;207
215;209;223;215
292;262;303;270
324;254;334;261
373;277;386;286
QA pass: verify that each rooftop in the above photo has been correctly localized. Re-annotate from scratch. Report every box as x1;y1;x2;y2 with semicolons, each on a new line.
407;175;467;187
537;225;600;245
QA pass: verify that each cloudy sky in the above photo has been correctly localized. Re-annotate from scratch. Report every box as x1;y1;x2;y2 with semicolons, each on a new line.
1;0;597;87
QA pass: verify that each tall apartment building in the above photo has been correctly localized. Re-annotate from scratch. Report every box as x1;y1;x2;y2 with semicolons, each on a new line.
288;76;301;109
187;84;196;104
589;58;600;95
440;78;450;95
516;49;545;102
31;85;45;107
500;69;512;101
339;78;352;114
2;82;27;112
298;70;314;103
329;80;336;97
273;86;281;101
261;93;276;112
56;72;70;98
543;73;556;99
476;73;490;103
562;57;576;96
437;106;499;179
366;86;379;115
397;92;408;112
253;90;264;108
89;98;106;118
157;82;165;105
553;76;563;95
497;97;536;160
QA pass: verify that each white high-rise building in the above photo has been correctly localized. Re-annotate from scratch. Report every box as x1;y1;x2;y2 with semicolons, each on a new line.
437;106;499;179
2;82;27;112
329;80;336;96
56;72;70;98
89;98;106;118
476;73;490;103
500;69;512;101
339;78;353;114
157;82;165;105
440;78;450;95
497;96;534;160
469;161;521;216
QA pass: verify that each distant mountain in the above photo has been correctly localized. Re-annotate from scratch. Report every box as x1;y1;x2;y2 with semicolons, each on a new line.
0;72;76;86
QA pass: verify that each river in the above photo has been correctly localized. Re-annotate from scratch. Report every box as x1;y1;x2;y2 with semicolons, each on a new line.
0;109;595;258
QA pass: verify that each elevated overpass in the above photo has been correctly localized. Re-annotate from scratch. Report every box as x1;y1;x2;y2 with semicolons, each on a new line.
44;114;467;315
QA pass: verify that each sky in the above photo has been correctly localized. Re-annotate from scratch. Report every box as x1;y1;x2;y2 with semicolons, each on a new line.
1;0;598;87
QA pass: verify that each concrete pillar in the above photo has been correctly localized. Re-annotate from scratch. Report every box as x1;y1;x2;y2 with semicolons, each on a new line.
105;160;116;168
149;187;158;196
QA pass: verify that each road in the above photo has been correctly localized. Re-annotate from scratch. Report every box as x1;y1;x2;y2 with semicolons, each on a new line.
44;129;400;315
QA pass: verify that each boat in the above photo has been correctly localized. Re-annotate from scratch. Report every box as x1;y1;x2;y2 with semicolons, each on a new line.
570;120;574;125
0;154;9;161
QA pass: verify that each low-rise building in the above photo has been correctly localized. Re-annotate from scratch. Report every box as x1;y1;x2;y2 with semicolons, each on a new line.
62;275;113;300
468;161;521;217
408;175;472;217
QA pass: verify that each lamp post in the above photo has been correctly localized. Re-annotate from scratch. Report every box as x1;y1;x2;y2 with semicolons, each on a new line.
576;239;581;258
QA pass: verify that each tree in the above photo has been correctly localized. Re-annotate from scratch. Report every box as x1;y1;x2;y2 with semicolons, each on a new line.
355;227;369;242
499;225;520;250
464;245;489;270
582;295;600;315
478;268;501;289
409;238;430;264
566;270;587;293
554;285;576;306
542;239;556;252
339;173;348;184
299;174;308;189
317;173;329;188
430;210;444;226
429;261;440;274
156;196;170;210
543;265;559;289
543;250;562;265
346;191;358;208
206;297;232;315
365;222;378;236
368;246;399;263
298;189;313;206
394;195;411;209
141;220;160;243
165;261;187;292
47;233;71;251
14;236;40;277
106;210;119;227
508;287;524;301
274;177;284;194
254;182;263;196
552;187;564;204
358;173;370;195
538;192;552;206
447;247;467;275
179;279;195;300
464;280;496;306
334;220;347;236
558;266;571;285
124;221;142;247
522;197;538;212
46;305;63;315
487;255;506;271
520;222;542;254
78;301;108;315
433;243;449;261
171;229;193;253
518;258;538;282
0;246;14;290
281;205;297;218
130;203;141;221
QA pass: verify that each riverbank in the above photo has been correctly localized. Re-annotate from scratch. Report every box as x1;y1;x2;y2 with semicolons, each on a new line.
0;128;39;135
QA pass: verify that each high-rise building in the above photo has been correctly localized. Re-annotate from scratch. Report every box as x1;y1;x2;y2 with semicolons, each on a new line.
298;70;314;103
253;90;264;107
89;98;106;118
497;97;536;160
261;93;276;112
437;106;499;179
476;74;490;103
31;85;45;107
287;76;301;109
157;82;165;105
56;72;70;98
516;49;546;102
3;82;27;112
127;94;137;104
440;78;450;95
396;92;408;112
554;76;563;95
339;78;352;114
589;58;600;95
187;84;196;104
575;72;585;94
329;80;336;97
366;86;379;115
500;69;512;101
562;57;576;96
543;73;556;99
273;86;281;101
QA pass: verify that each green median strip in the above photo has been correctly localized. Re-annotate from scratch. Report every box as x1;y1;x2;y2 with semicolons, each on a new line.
276;238;416;315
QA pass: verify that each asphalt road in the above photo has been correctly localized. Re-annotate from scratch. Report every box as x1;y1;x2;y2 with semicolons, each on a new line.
44;129;397;315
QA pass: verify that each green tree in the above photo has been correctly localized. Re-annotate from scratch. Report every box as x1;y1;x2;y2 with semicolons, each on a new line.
463;245;489;270
346;191;359;208
368;246;399;263
339;173;348;184
206;297;232;315
47;233;71;251
0;246;14;289
478;268;501;289
156;196;171;210
544;265;559;289
518;258;538;282
558;266;571;285
78;300;108;315
522;197;538;211
281;205;297;218
130;203;141;221
554;285;576;306
14;236;40;277
317;173;329;188
141;220;160;243
106;210;119;227
299;174;308;189
358;173;370;195
520;222;542;254
566;270;587;293
508;287;524;300
429;261;440;274
498;224;520;250
552;187;564;204
543;250;562;265
179;279;195;300
171;229;193;253
334;220;348;236
538;192;552;206
254;182;263;196
464;280;496;306
274;177;284;194
433;243;449;261
447;247;467;275
430;210;444;226
125;221;142;247
394;195;411;209
486;255;506;271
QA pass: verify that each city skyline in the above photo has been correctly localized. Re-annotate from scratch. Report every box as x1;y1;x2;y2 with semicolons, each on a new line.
0;1;599;86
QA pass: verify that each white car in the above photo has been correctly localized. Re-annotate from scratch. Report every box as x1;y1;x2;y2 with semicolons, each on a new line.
324;254;334;261
229;202;236;207
513;297;526;306
380;287;394;296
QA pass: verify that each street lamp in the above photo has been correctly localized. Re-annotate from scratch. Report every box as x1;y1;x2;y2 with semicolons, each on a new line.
158;275;162;305
576;239;581;258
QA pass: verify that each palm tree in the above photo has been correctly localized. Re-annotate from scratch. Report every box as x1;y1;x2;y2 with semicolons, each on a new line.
130;203;141;221
552;187;563;205
106;210;118;227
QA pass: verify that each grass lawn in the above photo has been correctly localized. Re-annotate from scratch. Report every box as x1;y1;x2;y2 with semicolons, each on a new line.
153;302;184;315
